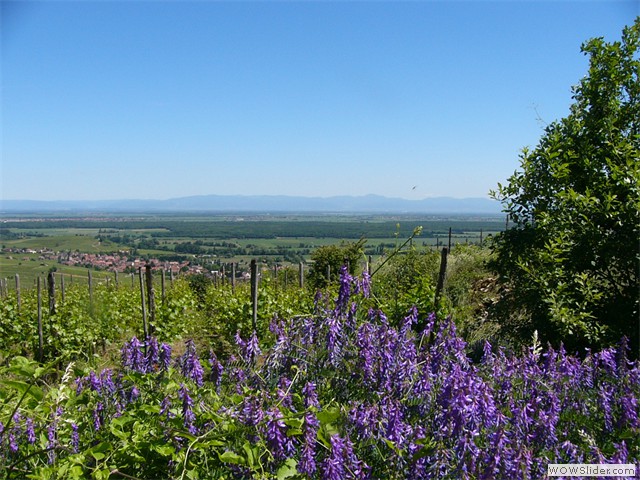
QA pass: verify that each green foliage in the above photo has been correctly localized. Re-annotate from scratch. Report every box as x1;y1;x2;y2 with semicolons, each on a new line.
151;278;198;342
490;19;640;353
307;239;366;290
201;277;313;357
371;248;440;325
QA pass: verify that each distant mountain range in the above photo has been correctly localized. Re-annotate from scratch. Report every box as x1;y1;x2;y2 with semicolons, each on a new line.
1;194;503;214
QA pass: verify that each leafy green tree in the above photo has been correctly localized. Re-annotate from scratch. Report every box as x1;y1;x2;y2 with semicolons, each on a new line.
490;19;640;354
307;239;366;290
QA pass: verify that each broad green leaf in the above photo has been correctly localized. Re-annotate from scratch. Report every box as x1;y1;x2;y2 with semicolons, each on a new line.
219;450;246;465
0;379;44;402
277;458;298;479
153;443;175;456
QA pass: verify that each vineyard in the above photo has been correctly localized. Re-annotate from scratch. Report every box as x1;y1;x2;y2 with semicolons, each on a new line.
0;263;638;479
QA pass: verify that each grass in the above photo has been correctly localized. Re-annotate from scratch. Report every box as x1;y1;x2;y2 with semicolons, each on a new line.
0;254;114;290
1;234;124;253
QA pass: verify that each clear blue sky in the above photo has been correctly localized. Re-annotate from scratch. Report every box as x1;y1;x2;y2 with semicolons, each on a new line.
2;1;637;201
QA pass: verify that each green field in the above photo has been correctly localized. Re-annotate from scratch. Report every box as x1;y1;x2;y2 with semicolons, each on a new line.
1;213;503;289
0;254;115;288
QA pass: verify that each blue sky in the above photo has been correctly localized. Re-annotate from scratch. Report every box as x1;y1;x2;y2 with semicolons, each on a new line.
2;1;637;201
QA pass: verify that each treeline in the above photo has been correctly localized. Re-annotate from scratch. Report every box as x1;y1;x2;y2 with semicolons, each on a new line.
4;217;504;239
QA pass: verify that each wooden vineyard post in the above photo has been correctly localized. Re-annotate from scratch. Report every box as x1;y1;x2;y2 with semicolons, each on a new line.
273;264;278;291
435;247;448;306
299;262;304;289
15;274;21;315
368;256;373;275
231;262;236;294
60;273;65;302
326;265;331;285
161;269;166;304
480;228;483;245
145;264;156;335
448;227;452;251
47;271;56;316
138;268;148;341
88;270;94;316
37;277;43;362
114;270;119;288
250;259;258;332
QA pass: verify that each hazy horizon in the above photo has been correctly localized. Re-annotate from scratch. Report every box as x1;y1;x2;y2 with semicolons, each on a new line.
2;192;498;202
1;194;503;216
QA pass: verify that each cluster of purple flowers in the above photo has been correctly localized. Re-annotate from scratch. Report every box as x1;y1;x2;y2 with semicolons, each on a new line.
1;267;638;479
176;339;205;386
210;267;640;478
235;330;262;364
121;336;172;374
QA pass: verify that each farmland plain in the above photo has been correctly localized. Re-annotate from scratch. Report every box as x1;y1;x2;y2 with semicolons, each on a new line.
1;212;504;287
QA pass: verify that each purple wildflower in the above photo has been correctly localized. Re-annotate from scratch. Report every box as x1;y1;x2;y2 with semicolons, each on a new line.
88;370;102;392
100;369;116;394
234;331;247;353
160;396;174;423
25;417;36;444
356;271;371;298
159;342;172;372
240;395;265;427
71;423;79;453
129;385;140;403
75;376;85;395
301;316;317;347
178;384;198;435
236;330;261;364
8;431;18;454
246;330;261;363
349;402;379;441
93;402;104;431
121;336;145;372
277;377;293;409
298;411;320;476
356;322;376;385
179;339;204;386
265;407;292;462
302;382;319;409
598;385;614;432
47;416;57;464
381;398;409;446
209;350;224;388
326;314;343;366
145;336;159;372
335;265;353;314
322;434;346;480
619;391;639;429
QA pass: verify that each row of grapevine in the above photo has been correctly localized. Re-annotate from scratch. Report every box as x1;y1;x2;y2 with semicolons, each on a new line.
0;267;638;478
